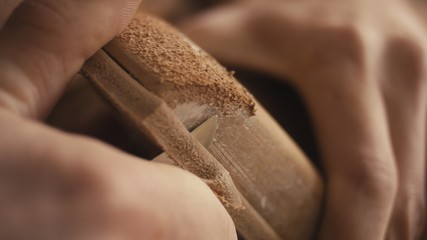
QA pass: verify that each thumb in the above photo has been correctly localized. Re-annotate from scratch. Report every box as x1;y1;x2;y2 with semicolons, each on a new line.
0;0;141;119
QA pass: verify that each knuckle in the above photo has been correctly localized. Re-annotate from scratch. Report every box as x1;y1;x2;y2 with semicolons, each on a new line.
243;4;371;82
315;25;366;68
324;25;365;51
382;36;426;90
341;152;398;201
298;24;368;83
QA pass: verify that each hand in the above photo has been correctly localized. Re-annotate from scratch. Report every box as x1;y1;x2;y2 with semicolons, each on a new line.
181;0;427;239
0;1;236;239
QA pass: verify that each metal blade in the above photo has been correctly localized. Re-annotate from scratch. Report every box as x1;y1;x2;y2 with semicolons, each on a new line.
152;115;218;164
189;115;218;148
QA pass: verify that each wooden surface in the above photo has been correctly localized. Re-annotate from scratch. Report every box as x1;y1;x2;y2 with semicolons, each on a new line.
82;13;324;240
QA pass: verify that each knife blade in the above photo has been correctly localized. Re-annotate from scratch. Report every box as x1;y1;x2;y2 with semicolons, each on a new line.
151;115;218;164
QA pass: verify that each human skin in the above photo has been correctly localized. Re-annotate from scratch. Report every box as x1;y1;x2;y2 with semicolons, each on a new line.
0;1;236;239
181;0;427;239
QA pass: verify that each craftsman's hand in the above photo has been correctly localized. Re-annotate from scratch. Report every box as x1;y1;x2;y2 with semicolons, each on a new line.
182;0;427;239
0;1;235;239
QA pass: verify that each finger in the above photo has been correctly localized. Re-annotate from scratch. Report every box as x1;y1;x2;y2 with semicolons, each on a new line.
0;0;141;118
180;2;281;74
299;73;397;240
0;0;23;29
0;109;237;240
180;1;320;82
380;38;427;239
